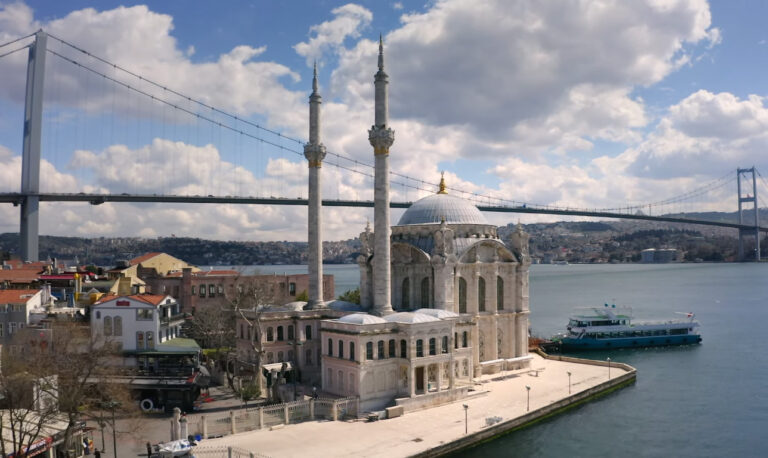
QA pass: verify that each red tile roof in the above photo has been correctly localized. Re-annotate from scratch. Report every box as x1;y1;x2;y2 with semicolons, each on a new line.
0;289;39;304
129;252;163;266
94;293;172;307
0;270;41;283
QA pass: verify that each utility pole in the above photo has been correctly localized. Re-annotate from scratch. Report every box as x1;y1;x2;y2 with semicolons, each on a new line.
20;30;47;261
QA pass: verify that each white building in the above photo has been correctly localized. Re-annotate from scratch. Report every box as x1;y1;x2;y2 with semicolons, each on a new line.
90;294;185;355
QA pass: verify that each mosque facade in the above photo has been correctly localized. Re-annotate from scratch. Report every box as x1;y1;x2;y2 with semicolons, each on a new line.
236;39;531;413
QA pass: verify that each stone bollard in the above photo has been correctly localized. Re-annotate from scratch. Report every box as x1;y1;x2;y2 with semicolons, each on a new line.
172;407;182;440
284;403;290;425
331;402;338;421
180;414;188;440
230;410;237;435
258;407;264;430
309;399;315;419
201;415;208;439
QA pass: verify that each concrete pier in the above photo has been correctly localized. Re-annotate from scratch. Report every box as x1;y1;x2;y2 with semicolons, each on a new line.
200;352;636;457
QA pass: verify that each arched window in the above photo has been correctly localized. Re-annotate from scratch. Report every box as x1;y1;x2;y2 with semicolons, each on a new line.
349;342;355;361
388;339;395;357
462;331;468;348
277;326;284;341
377;340;385;359
328;338;333;356
288;350;293;361
458;278;467;313
146;331;155;350
497;276;504;310
278;351;284;362
366;342;374;360
287;325;294;340
306;349;312;366
429;338;436;355
400;339;407;358
267;327;274;342
338;340;344;359
402;277;410;309
338;370;344;391
267;352;274;363
305;325;312;340
478;277;486;312
421;277;430;308
103;316;112;336
416;339;424;357
114;316;122;337
327;368;333;388
442;336;449;353
136;331;144;350
454;332;458;349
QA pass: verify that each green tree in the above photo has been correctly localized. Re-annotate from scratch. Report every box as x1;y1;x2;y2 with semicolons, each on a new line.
295;290;309;302
338;288;360;305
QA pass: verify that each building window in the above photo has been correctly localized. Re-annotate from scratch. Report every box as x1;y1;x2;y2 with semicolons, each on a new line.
146;331;154;350
0;323;3;337
349;373;355;393
267;352;274;363
288;350;293;361
400;339;407;358
388;339;395;358
497;276;504;310
199;286;205;297
217;285;224;296
114;316;122;337
416;339;424;357
349;342;355;361
402;277;410;309
9;322;16;335
328;338;333;356
327;368;333;388
240;324;245;339
454;332;458;349
305;325;312;340
289;282;296;295
338;340;344;359
366;342;373;360
462;331;468;348
191;286;196;295
429;338;436;355
458;278;467;313
104;316;113;336
278;351;284;362
208;284;215;296
421;277;430;308
137;309;153;320
277;326;284;341
267;327;274;341
478;277;486;312
136;331;144;350
377;341;385;359
338;370;344;391
442;336;449;353
306;349;313;366
95;311;101;319
287;325;294;340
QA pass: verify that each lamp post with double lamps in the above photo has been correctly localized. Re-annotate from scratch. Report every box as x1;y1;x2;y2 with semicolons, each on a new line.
607;357;611;379
567;371;572;394
463;404;469;434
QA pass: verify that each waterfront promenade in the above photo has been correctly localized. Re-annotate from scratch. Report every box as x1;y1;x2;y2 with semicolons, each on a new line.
199;353;635;457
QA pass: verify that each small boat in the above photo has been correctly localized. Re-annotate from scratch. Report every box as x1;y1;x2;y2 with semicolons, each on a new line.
554;304;701;350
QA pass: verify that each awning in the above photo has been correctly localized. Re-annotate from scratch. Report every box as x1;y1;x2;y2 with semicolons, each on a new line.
262;362;294;372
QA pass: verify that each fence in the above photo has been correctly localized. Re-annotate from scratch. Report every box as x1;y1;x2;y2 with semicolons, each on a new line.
193;396;359;439
189;445;270;458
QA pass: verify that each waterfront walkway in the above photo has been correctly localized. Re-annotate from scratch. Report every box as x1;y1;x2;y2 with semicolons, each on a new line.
198;353;634;457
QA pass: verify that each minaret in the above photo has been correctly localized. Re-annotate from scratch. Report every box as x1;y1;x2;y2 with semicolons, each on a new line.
304;62;327;309
368;36;395;316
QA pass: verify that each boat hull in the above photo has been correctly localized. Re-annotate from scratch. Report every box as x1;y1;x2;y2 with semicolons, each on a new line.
560;334;701;350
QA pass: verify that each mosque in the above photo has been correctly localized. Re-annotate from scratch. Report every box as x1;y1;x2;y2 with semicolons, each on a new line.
236;39;531;413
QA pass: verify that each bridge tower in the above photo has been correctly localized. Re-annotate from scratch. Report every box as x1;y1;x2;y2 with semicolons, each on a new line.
737;167;761;261
20;30;47;262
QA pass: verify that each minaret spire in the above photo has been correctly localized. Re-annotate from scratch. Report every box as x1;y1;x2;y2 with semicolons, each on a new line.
368;36;395;316
304;64;327;309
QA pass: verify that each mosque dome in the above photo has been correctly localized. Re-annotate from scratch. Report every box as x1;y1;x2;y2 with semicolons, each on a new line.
397;193;487;226
337;313;387;325
383;312;441;324
397;173;487;226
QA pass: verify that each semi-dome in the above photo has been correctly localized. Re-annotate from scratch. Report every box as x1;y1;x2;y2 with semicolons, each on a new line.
414;308;459;319
383;312;441;324
397;193;488;225
337;313;387;325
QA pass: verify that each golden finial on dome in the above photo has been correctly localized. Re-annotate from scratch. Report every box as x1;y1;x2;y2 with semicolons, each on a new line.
438;171;448;194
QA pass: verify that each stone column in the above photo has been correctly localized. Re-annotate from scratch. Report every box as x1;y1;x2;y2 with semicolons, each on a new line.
304;63;327;310
369;37;395;316
409;366;416;397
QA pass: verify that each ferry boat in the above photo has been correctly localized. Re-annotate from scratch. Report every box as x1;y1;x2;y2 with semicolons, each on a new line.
555;304;701;350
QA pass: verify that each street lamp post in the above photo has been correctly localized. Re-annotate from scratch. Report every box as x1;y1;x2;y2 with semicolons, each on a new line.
525;385;531;412
607;357;611;380
463;404;469;434
567;371;571;394
111;403;117;458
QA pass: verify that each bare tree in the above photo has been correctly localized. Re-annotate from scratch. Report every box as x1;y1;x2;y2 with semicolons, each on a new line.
184;304;235;350
0;321;140;455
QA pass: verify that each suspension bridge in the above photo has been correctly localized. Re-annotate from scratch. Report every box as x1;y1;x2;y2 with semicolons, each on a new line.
0;31;766;261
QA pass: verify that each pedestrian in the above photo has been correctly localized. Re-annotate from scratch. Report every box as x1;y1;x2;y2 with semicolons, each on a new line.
312;386;318;399
94;450;101;458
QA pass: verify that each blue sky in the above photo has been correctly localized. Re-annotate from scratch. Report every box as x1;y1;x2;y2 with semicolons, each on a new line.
1;1;767;240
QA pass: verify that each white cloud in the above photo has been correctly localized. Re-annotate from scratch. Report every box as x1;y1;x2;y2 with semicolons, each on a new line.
293;4;373;67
